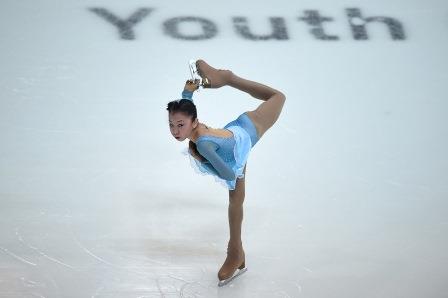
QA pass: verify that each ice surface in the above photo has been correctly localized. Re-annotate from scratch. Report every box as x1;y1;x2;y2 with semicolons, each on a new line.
1;0;448;297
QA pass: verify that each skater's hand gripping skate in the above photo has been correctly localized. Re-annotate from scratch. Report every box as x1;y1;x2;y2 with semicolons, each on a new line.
184;79;200;92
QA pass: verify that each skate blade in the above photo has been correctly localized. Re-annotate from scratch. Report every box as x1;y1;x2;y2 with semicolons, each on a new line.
189;59;208;89
217;267;247;287
188;59;198;81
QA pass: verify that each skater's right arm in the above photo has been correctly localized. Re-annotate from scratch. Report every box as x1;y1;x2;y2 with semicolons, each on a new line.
182;79;200;100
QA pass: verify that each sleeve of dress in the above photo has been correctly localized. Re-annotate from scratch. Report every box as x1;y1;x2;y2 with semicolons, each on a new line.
182;89;194;101
200;161;220;177
196;140;236;181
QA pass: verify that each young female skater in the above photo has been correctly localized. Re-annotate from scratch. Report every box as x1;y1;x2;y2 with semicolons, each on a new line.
167;60;285;286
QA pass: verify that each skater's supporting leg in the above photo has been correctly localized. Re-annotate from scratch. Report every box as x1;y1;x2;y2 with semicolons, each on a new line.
218;166;246;281
228;165;246;248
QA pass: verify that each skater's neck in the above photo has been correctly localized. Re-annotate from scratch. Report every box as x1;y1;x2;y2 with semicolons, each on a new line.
188;122;209;142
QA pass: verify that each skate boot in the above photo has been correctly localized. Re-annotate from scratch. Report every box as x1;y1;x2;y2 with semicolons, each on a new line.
217;245;247;287
189;59;208;88
189;59;233;89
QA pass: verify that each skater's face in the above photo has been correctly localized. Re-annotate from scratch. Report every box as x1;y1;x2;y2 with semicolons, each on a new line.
168;112;198;142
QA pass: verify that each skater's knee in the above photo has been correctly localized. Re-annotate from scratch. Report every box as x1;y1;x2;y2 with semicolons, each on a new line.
229;194;245;206
275;91;286;105
229;189;245;205
279;90;286;100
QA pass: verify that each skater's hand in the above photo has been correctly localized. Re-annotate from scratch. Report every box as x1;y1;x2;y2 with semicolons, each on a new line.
184;79;200;92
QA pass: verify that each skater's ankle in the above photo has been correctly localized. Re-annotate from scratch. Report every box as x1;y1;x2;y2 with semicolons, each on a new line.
227;240;243;251
212;70;234;88
227;72;242;88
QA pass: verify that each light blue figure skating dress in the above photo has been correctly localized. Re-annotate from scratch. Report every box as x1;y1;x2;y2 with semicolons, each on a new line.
182;90;259;190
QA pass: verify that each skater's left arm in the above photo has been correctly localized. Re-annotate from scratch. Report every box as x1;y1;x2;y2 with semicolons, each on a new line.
196;140;235;181
200;161;220;177
189;140;206;162
189;141;227;178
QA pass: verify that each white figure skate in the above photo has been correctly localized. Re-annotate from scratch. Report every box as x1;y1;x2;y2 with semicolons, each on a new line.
189;59;211;89
217;264;247;287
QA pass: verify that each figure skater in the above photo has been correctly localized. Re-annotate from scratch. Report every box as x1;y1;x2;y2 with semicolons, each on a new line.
166;60;286;286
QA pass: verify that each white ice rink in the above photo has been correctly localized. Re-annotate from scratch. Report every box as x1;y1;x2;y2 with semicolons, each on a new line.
1;0;448;297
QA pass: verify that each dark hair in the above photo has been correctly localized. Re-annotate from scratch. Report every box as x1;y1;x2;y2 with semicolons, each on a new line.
166;99;197;121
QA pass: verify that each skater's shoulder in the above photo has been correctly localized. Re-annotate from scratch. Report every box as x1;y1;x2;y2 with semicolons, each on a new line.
196;128;233;141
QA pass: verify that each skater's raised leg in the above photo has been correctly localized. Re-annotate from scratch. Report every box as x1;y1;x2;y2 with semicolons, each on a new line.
196;60;233;89
196;59;286;138
228;75;285;139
